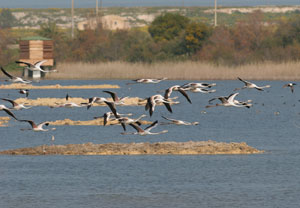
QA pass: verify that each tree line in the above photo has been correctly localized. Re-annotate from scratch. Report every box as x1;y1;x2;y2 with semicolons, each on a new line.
1;10;300;66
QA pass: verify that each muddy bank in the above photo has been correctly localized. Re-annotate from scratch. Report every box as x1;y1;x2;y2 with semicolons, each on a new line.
0;83;119;89
0;117;10;127
15;97;146;107
0;141;263;155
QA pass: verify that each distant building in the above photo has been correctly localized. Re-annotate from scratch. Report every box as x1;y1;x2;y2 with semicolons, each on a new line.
77;15;130;31
18;36;54;78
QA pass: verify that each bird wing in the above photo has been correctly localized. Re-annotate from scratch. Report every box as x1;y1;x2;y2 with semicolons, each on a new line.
19;119;36;128
162;102;173;113
161;116;177;122
128;123;143;133
2;109;19;120
144;120;159;131
1;98;17;107
104;101;118;117
237;77;251;85
103;90;118;101
1;67;14;79
227;93;239;103
34;60;47;67
16;61;33;67
178;88;192;104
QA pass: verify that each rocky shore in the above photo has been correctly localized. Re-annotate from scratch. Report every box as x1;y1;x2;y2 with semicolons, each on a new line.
0;141;263;155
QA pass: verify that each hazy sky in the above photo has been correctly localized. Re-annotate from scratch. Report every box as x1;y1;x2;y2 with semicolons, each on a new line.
1;0;299;8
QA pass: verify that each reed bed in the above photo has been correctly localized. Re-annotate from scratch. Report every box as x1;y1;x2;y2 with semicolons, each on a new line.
46;61;300;80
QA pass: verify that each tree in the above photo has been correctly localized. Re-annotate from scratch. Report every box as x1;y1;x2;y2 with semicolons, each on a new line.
184;22;211;54
0;9;16;29
148;13;189;42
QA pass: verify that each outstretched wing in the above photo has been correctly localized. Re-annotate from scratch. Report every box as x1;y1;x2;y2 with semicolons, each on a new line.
34;60;47;68
237;77;251;85
1;67;14;79
16;61;33;67
103;90;118;101
1;98;17;107
161;116;177;122
104;101;118;118
144;120;158;131
2;109;19;120
178;88;192;104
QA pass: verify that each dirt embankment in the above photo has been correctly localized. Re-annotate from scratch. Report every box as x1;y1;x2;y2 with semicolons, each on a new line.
0;83;120;89
0;141;264;155
0;117;10;127
15;97;147;107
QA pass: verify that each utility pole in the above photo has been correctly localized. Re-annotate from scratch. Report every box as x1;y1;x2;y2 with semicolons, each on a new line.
96;0;98;17
71;0;74;38
214;0;217;27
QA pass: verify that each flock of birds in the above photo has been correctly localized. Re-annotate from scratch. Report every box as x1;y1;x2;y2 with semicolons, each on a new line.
0;60;298;136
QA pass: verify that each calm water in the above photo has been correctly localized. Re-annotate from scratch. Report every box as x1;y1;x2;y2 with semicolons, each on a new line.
0;80;300;208
1;0;300;8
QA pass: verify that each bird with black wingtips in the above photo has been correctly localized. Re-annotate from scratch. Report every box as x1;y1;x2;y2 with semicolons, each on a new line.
234;77;270;91
164;85;192;104
206;93;252;108
283;83;296;93
1;98;31;110
103;90;128;105
1;66;32;84
16;60;57;73
145;94;173;117
121;120;168;136
18;119;55;131
18;89;29;97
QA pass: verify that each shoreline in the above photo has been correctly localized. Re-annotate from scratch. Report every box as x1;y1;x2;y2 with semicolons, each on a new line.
0;141;264;155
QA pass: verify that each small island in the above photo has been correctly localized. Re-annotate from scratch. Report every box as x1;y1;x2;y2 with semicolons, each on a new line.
0;141;263;155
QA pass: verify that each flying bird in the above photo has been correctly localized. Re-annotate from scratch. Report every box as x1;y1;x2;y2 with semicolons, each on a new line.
18;89;29;97
103;90;128;105
1;98;31;110
164;85;192;104
126;78;167;85
206;93;251;108
16;60;56;73
1;67;32;84
160;116;199;125
121;120;168;136
19;119;55;131
235;77;270;91
283;83;296;93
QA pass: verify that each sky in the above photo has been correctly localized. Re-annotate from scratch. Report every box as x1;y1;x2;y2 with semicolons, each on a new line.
0;0;299;8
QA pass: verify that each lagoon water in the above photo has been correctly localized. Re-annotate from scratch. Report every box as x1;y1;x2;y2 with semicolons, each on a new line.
0;80;300;207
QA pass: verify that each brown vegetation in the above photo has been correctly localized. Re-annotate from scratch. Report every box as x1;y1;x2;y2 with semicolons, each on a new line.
48;61;300;80
0;116;10;127
0;141;264;155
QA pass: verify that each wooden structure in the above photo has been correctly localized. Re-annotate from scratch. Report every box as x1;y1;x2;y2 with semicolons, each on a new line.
19;36;54;78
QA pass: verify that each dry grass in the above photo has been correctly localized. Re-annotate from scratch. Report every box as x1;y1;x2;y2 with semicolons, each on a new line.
45;61;300;80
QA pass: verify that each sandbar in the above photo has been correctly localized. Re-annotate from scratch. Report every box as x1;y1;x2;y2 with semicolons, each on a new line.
0;141;264;155
0;83;120;89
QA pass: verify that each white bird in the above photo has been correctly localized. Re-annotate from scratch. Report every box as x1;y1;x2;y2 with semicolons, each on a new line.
0;104;19;120
18;89;29;97
189;88;216;93
164;85;192;104
206;93;251;108
121;120;168;136
1;98;32;110
94;111;133;126
103;90;128;105
145;94;173;117
181;82;216;90
19;119;55;131
161;116;199;125
283;83;296;93
16;60;56;73
235;77;270;91
1;67;32;84
127;78;167;85
87;97;108;109
116;114;147;131
51;102;87;108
